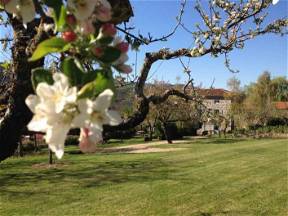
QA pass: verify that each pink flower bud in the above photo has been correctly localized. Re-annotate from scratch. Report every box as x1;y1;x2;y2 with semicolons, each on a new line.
101;23;117;37
95;6;112;22
62;31;77;42
92;46;104;58
66;14;77;26
116;42;129;53
79;128;99;153
80;19;95;35
117;64;133;74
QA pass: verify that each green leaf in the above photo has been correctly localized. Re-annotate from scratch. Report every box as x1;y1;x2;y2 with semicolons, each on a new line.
0;61;10;70
31;68;53;90
55;6;67;32
61;57;84;86
43;0;66;31
29;37;70;61
78;72;114;99
96;36;114;45
81;70;100;84
99;47;121;64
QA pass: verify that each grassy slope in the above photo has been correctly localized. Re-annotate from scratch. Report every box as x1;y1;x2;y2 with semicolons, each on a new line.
0;138;287;216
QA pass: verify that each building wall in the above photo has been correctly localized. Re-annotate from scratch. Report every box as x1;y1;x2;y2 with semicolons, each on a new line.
198;98;232;135
203;99;231;116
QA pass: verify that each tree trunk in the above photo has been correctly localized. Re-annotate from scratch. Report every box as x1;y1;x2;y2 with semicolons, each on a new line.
48;149;53;165
0;18;45;162
18;138;24;157
103;97;150;139
163;122;173;144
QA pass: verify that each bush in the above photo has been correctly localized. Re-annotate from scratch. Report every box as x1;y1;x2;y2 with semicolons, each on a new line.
154;121;182;140
234;125;288;138
267;117;288;126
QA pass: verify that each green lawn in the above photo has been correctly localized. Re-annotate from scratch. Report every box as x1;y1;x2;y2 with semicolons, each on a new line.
0;138;287;216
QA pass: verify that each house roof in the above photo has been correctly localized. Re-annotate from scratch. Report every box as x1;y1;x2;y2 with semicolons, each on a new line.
274;102;288;110
196;88;230;99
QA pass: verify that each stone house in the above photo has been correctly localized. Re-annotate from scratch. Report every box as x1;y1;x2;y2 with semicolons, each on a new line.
196;88;233;135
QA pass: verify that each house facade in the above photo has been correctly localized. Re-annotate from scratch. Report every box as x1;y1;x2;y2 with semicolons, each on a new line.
196;89;233;135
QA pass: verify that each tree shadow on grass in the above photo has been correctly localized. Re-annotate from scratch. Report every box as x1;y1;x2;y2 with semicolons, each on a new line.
0;158;174;197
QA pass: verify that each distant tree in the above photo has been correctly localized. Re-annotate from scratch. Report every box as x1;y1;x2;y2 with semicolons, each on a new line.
227;76;241;92
228;71;287;128
0;0;287;161
144;80;201;143
270;76;288;101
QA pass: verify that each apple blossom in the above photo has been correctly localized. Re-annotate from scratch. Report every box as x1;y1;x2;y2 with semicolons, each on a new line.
113;53;128;65
67;0;98;21
116;64;133;74
66;14;77;27
91;46;104;58
80;19;95;35
67;0;112;22
94;0;112;22
198;46;205;55
25;73;78;159
2;0;36;24
76;89;122;136
116;42;129;53
272;0;279;5
101;23;117;37
62;31;77;42
78;128;101;153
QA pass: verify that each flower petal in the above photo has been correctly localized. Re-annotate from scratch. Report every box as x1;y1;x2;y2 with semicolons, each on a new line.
27;115;48;132
36;83;55;101
25;95;39;113
19;0;36;24
45;125;70;159
67;0;97;21
106;110;122;125
93;89;113;112
53;73;70;91
4;0;18;15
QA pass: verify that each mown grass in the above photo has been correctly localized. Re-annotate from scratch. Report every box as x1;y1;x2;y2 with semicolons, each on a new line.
0;138;287;216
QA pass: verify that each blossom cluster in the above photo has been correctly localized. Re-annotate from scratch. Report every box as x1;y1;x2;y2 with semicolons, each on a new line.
190;0;280;58
0;0;133;158
26;73;121;158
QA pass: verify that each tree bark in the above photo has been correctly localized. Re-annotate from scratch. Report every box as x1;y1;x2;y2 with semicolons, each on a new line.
0;17;46;162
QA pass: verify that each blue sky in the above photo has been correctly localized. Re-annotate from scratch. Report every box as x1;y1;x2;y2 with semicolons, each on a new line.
0;1;287;89
125;0;288;89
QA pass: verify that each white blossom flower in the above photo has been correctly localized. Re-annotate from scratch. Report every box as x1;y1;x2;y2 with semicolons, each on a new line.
272;0;279;5
67;0;112;22
19;0;35;23
94;0;112;22
3;0;35;24
79;18;95;35
67;0;98;21
198;46;205;55
77;89;122;136
190;48;199;57
2;0;18;15
25;73;78;159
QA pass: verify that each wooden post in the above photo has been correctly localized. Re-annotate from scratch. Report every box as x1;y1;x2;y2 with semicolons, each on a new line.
18;137;24;157
48;149;53;165
33;134;38;152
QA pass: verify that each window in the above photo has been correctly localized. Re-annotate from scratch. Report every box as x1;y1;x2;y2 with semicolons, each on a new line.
214;100;220;104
